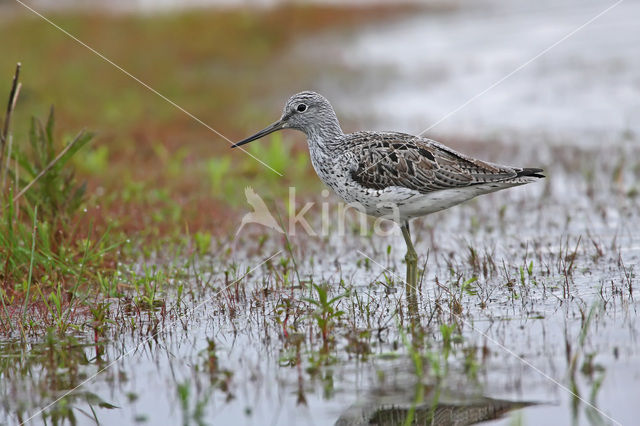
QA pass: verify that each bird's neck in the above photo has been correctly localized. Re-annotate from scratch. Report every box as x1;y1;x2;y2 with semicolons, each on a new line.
304;115;344;153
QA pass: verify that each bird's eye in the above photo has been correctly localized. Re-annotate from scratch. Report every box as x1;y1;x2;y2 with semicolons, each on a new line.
296;104;307;113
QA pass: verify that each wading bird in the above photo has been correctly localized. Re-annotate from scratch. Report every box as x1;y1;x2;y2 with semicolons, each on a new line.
233;92;544;289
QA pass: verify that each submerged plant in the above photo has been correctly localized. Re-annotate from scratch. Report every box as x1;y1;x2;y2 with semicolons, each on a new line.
304;283;346;352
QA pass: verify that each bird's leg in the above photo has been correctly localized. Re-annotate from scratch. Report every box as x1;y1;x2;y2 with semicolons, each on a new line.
400;220;418;292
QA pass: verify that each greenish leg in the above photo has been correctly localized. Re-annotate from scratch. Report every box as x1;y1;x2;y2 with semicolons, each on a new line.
401;220;418;290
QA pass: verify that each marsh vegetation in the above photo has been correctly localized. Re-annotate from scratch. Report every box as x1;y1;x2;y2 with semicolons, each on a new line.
1;1;639;425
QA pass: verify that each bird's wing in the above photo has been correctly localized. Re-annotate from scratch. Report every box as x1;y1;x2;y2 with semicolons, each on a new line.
347;132;538;193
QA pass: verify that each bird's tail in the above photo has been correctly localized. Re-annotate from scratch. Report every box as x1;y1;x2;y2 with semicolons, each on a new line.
516;168;545;179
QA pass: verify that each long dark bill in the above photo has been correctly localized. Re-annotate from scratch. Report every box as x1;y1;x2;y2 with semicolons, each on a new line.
231;120;285;148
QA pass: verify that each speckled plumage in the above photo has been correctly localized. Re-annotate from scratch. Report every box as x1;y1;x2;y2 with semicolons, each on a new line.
233;91;545;286
234;91;543;221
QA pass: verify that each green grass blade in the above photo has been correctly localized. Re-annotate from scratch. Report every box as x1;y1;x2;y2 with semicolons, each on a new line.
21;204;38;327
53;131;93;173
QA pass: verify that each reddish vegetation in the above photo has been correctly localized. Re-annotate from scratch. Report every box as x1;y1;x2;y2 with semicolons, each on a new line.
1;4;421;241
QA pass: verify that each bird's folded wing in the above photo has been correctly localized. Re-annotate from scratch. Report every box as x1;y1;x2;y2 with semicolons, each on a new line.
348;132;519;193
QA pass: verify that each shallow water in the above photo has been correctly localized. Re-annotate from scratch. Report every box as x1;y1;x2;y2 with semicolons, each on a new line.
308;0;640;147
3;138;639;424
3;1;640;425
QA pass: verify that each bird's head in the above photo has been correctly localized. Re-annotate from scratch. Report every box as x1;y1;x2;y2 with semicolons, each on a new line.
232;91;341;148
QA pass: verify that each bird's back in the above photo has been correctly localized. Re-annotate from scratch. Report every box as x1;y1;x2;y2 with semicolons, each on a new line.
341;131;544;195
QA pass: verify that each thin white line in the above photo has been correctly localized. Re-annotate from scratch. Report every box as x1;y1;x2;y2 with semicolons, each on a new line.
356;0;623;177
13;0;283;177
417;0;623;135
20;250;282;425
356;249;622;426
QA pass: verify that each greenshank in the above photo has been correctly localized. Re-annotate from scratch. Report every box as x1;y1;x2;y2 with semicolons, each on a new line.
233;91;544;289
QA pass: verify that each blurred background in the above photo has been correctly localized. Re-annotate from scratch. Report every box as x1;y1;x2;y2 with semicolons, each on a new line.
2;2;640;425
1;0;638;237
